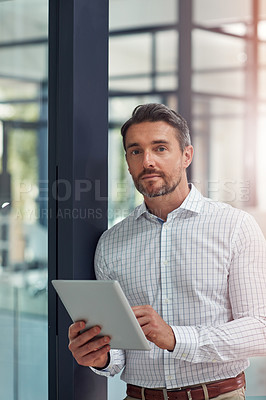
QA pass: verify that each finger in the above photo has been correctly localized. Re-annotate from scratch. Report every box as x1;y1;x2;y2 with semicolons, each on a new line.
70;326;103;349
132;308;148;318
132;305;150;312
141;325;156;339
68;321;86;340
71;335;110;359
132;305;153;317
85;335;111;352
77;344;110;367
135;315;150;327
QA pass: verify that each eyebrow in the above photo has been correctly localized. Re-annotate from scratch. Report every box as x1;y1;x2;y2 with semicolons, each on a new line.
126;140;169;150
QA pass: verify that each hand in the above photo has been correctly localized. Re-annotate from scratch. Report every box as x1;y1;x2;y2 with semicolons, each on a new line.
132;305;176;351
68;321;111;368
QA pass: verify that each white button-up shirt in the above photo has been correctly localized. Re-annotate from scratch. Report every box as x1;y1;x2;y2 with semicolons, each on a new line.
92;184;266;389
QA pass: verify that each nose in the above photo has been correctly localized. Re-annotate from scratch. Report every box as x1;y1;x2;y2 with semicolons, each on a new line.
143;150;155;169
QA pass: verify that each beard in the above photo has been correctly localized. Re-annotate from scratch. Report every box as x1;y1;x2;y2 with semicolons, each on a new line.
133;168;182;198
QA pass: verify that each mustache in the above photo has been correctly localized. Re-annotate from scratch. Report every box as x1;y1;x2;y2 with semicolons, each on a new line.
138;168;165;179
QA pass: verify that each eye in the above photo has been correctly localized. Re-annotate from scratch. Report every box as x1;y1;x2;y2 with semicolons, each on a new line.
156;146;166;152
131;149;140;155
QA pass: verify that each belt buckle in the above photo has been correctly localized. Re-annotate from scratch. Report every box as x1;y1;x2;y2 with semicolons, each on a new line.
163;387;183;400
162;387;192;400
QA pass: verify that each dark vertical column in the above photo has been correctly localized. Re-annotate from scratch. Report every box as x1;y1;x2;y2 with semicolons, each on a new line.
178;0;193;181
48;0;109;399
38;82;48;227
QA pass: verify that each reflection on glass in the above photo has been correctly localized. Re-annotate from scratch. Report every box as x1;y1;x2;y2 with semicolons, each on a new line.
257;116;266;212
0;1;48;399
193;0;251;26
193;30;246;70
258;70;266;99
155;74;178;91
193;71;245;96
156;30;178;73
110;34;152;76
109;77;152;93
258;43;266;66
193;97;245;117
220;23;247;37
258;20;266;40
109;0;178;31
260;0;266;18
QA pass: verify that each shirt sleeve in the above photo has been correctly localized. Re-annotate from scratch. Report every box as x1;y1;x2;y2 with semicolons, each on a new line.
90;236;126;377
171;213;266;363
90;349;126;377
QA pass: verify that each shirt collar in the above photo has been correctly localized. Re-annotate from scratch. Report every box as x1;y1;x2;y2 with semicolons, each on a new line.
134;183;204;220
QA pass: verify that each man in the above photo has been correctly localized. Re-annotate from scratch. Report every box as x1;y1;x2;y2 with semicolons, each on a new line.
68;103;266;400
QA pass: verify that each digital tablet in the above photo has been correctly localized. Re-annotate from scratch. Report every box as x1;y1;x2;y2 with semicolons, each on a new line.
52;280;151;351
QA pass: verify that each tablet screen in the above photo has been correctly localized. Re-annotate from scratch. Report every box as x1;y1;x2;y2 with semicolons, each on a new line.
52;280;151;351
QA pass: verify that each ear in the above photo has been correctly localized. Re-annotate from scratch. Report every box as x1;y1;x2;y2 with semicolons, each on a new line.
183;145;193;169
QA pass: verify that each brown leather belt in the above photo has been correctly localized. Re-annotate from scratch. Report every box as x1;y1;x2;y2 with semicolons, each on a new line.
127;372;245;400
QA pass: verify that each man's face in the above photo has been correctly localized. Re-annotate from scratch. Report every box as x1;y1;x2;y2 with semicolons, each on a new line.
125;121;193;199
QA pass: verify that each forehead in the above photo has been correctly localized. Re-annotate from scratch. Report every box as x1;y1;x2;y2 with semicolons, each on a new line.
125;121;179;148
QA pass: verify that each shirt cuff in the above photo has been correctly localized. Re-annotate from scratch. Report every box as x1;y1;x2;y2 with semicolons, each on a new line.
170;325;199;362
90;364;112;377
90;350;124;377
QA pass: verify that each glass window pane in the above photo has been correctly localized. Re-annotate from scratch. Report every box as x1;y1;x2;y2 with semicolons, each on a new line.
192;96;246;202
155;74;178;91
109;77;152;93
193;71;245;97
258;20;266;40
110;0;178;31
258;43;266;66
193;30;246;70
219;23;247;37
0;0;48;399
0;79;40;103
156;30;178;73
258;102;266;114
193;0;251;26
258;69;266;99
260;0;266;19
108;128;136;226
0;0;48;42
257;115;266;211
0;45;47;81
193;117;244;205
193;97;245;117
109;34;152;76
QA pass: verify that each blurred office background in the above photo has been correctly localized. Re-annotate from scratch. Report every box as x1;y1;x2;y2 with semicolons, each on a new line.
0;0;265;399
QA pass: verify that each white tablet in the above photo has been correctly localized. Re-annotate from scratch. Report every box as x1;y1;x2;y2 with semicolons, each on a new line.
52;280;151;351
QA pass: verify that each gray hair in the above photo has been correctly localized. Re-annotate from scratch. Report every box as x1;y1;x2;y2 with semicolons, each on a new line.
121;103;191;151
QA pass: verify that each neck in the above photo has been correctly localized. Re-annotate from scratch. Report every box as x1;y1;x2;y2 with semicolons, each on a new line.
144;182;190;221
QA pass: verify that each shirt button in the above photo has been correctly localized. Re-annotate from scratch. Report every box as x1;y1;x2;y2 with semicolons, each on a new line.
182;353;187;357
163;260;168;266
168;375;173;380
164;298;169;304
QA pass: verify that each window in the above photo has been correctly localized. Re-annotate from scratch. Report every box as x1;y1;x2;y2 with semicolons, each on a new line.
0;1;48;399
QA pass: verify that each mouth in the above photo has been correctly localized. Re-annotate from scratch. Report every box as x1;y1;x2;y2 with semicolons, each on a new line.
141;174;162;180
